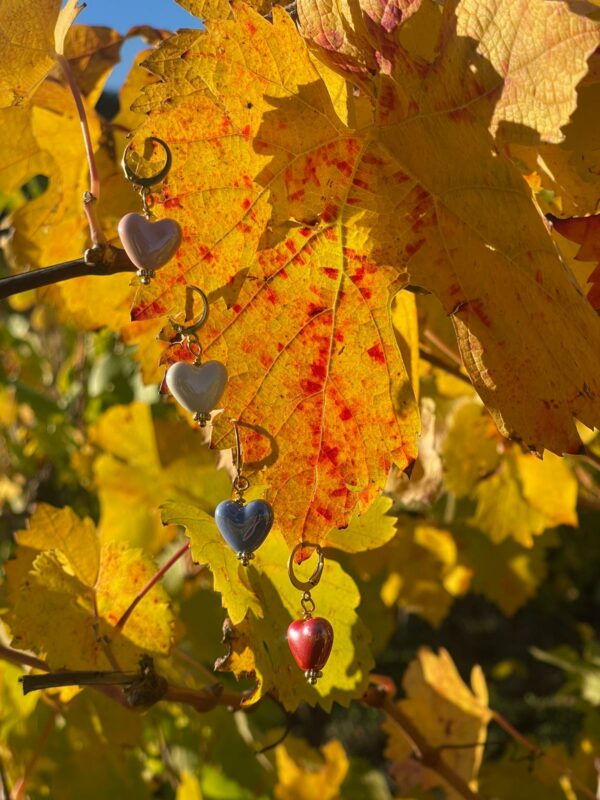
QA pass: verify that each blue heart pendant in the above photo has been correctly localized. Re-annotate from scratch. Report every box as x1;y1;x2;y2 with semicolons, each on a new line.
215;499;274;565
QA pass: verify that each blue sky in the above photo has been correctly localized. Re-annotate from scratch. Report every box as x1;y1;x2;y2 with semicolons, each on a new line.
76;0;201;91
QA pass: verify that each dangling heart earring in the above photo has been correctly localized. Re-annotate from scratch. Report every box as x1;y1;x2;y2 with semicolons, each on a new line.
164;285;228;428
119;136;182;285
214;421;274;566
287;543;334;685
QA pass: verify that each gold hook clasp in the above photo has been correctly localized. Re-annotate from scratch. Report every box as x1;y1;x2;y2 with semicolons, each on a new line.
288;543;325;593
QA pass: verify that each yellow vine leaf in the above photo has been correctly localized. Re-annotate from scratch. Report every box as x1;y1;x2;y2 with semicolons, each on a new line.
62;24;125;105
38;691;146;799
457;527;554;617
177;772;204;800
0;659;39;741
177;0;232;20
2;504;173;670
507;53;600;217
392;289;420;403
298;0;423;80
274;738;349;800
177;0;283;19
384;648;491;800
454;0;598;146
0;0;82;107
88;402;231;552
471;450;578;547
161;501;263;625
354;521;472;627
0;32;143;331
442;402;502;497
163;495;395;625
162;500;373;710
325;494;397;552
206;231;418;546
479;733;600;800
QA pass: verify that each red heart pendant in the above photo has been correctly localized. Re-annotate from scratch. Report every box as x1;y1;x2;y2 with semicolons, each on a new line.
287;616;334;684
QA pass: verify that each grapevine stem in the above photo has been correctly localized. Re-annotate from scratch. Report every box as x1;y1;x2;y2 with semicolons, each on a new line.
164;683;248;712
56;53;105;246
363;683;483;800
114;541;190;634
0;644;248;714
424;327;463;367
0;250;136;300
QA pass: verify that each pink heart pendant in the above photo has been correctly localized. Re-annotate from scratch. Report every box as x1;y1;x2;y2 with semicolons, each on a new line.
118;213;182;272
165;360;228;426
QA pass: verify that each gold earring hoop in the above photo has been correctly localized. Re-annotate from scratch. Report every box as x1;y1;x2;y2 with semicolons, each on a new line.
168;285;210;339
164;285;228;428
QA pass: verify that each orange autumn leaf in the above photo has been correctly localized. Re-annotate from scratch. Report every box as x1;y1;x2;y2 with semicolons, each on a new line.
131;7;420;544
550;214;600;311
128;0;600;513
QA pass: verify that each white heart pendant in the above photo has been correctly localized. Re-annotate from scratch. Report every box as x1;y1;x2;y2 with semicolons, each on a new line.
165;361;228;423
118;212;182;271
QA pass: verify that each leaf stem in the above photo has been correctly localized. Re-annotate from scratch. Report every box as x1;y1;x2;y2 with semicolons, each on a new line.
491;711;597;800
424;328;463;367
580;450;600;473
56;53;105;246
114;541;190;634
419;346;472;386
0;249;136;301
11;709;57;800
0;644;48;672
173;647;217;684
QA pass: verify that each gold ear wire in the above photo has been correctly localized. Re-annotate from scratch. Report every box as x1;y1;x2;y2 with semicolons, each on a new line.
287;543;325;593
122;136;173;187
168;285;209;337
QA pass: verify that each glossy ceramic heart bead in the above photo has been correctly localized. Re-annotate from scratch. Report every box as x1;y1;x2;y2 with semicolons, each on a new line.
118;212;182;272
165;360;228;426
287;616;334;684
215;499;274;564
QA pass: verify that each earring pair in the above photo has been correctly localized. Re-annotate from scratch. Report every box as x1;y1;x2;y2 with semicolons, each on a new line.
162;289;274;565
122;140;334;685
